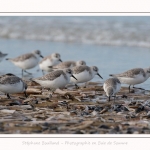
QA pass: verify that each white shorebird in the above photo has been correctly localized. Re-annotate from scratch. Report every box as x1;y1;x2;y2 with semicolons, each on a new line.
6;50;43;75
110;67;150;92
70;65;103;87
103;78;121;101
0;73;28;99
32;68;77;90
39;53;62;73
0;51;8;62
50;60;86;70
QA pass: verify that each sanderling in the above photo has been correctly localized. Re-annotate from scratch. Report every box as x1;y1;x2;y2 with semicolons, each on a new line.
50;60;86;70
103;78;121;101
0;73;28;99
32;68;77;90
70;65;103;87
39;53;62;73
6;50;43;75
0;51;8;62
110;67;150;92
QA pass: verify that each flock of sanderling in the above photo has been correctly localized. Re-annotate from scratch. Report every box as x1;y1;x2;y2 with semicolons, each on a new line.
0;50;149;101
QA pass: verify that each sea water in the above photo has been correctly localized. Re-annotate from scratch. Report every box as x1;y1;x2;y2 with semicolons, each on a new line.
0;16;150;89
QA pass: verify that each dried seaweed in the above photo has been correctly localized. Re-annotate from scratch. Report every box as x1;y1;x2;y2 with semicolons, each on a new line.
0;81;150;134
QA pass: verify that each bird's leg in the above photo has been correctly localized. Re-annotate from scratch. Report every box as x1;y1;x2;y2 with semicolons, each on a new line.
133;85;137;89
47;88;54;95
133;86;145;91
24;70;32;75
6;93;11;99
133;85;139;89
41;87;44;93
139;87;145;90
110;95;116;103
84;82;88;88
122;95;128;98
42;87;53;97
22;69;24;76
47;88;51;91
51;89;55;95
129;85;131;93
108;96;110;101
51;91;54;95
24;91;28;98
133;85;140;89
113;95;116;103
42;70;45;75
75;84;79;89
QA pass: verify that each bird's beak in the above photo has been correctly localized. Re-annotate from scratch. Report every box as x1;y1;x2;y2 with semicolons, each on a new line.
71;75;77;80
59;59;62;62
97;73;103;79
40;55;44;58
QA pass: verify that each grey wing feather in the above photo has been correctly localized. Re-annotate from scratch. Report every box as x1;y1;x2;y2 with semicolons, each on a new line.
35;70;66;81
113;78;121;84
72;66;90;74
105;78;120;89
110;68;145;78
39;55;52;64
12;53;35;62
54;61;75;69
0;76;21;84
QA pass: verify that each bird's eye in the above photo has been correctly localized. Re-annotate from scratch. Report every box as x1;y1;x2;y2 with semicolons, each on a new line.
68;70;71;74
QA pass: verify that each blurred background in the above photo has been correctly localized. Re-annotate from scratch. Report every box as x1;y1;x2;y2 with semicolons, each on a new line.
0;16;150;88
